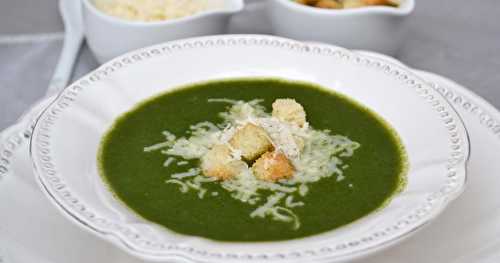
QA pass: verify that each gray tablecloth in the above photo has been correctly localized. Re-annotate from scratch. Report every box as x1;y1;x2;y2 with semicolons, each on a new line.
1;0;499;131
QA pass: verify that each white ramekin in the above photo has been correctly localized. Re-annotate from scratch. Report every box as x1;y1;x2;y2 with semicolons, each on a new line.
82;0;244;63
267;0;415;56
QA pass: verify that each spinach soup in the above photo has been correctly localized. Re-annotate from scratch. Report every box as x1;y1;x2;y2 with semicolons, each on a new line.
98;78;407;242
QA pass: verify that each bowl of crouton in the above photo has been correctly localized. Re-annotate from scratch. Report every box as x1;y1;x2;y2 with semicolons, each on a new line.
267;0;415;56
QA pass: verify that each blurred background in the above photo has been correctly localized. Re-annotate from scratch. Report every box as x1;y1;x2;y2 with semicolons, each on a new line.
1;0;499;129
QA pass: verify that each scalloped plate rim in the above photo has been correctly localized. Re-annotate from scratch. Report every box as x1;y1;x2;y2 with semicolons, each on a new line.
28;35;470;262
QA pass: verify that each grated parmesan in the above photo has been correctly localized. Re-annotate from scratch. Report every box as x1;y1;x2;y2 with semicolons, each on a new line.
165;179;189;193
147;98;360;229
177;160;188;166
285;195;304;208
298;184;309;196
93;0;224;22
171;168;200;179
250;192;286;218
163;157;175;167
144;141;173;152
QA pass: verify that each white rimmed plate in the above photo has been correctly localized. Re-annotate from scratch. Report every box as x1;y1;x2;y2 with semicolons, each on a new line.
29;35;469;262
4;65;499;263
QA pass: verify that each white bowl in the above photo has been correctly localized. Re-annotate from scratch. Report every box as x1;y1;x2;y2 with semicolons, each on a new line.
82;0;244;63
267;0;414;56
31;35;468;262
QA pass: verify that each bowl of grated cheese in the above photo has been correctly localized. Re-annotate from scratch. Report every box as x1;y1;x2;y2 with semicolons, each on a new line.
82;0;244;63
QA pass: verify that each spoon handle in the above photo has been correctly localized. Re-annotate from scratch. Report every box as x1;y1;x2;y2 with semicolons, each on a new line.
47;0;84;95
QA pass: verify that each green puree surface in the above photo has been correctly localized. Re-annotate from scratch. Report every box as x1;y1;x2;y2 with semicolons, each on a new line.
98;78;407;242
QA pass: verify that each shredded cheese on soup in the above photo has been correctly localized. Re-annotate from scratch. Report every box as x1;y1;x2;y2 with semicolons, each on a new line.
145;99;360;229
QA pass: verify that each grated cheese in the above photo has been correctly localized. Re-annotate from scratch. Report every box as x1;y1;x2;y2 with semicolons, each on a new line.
271;207;300;230
177;160;188;166
250;192;285;218
162;130;176;141
207;98;241;104
298;184;309;196
146;98;360;229
198;188;207;199
257;117;302;160
285;195;304;208
171;168;200;179
144;141;173;152
163;157;175;167
165;179;189;193
93;0;224;22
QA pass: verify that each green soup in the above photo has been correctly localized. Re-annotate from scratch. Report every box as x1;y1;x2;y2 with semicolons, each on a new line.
98;78;407;242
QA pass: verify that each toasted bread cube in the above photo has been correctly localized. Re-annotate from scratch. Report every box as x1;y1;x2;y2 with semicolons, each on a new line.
272;99;307;127
342;0;366;8
296;0;320;5
252;151;295;182
344;0;398;8
201;144;246;180
229;124;273;162
316;0;342;9
363;0;399;6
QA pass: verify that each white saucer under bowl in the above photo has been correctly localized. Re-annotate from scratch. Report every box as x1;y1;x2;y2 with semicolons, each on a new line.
28;35;468;262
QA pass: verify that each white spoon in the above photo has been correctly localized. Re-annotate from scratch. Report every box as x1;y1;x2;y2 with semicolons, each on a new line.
47;0;85;96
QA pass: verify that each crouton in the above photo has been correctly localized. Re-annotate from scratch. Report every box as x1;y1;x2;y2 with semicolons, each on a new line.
343;0;398;8
296;0;320;5
201;144;246;180
316;0;342;9
229;123;273;162
252;151;295;182
272;99;307;127
342;0;366;8
363;0;399;6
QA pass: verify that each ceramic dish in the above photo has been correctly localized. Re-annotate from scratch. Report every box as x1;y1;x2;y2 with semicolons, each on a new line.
267;0;414;55
82;0;244;63
4;50;494;263
3;67;494;263
30;35;468;262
